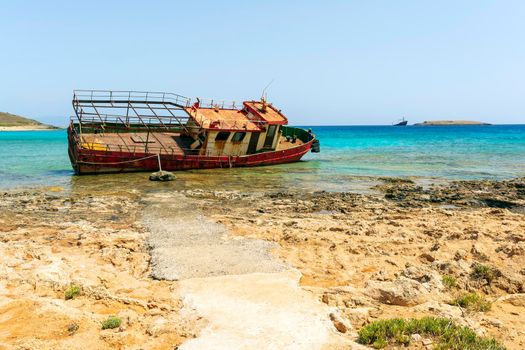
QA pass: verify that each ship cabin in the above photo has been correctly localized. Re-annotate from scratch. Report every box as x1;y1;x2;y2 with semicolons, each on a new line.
183;98;302;157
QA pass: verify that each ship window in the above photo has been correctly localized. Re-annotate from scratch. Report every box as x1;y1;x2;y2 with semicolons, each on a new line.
215;132;230;141
231;132;246;142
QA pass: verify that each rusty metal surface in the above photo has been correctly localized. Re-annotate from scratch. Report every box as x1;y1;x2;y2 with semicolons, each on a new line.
185;107;264;132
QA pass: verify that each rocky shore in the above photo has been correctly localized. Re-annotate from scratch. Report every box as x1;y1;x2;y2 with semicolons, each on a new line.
0;177;523;349
186;177;525;349
0;188;200;349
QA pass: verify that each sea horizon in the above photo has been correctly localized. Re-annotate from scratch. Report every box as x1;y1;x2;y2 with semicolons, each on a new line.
10;122;525;129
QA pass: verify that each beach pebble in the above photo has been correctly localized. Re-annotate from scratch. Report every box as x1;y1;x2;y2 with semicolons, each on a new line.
454;249;468;261
410;333;422;342
485;318;503;328
329;312;351;333
422;338;433;346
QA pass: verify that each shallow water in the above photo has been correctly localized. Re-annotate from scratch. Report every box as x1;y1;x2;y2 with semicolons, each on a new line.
0;125;524;192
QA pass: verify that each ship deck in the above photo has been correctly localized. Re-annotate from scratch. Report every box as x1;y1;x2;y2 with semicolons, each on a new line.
277;137;304;150
80;132;192;155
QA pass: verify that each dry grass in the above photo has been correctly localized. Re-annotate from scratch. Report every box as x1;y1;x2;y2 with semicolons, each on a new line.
0;112;41;126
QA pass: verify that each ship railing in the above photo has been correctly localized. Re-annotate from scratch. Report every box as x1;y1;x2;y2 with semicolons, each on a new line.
73;90;192;107
73;113;271;132
73;113;192;129
72;90;243;111
72;90;195;139
195;98;238;110
70;116;278;135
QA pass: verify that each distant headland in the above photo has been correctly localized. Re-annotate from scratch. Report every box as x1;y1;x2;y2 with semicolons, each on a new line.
0;112;59;131
414;120;491;126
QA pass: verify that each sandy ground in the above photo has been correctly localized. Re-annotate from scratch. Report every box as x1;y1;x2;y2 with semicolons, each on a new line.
0;177;524;349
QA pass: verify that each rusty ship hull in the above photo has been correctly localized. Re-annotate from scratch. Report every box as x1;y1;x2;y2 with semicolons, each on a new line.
67;125;315;174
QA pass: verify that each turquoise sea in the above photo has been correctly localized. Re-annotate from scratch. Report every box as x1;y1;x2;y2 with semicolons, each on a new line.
0;125;524;192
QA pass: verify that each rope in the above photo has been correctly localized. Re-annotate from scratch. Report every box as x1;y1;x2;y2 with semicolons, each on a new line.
157;154;162;171
77;154;158;166
76;154;235;166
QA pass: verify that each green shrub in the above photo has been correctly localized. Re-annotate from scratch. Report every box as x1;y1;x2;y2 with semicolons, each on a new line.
442;275;457;289
101;316;122;330
65;284;81;300
471;263;495;283
357;317;505;350
453;293;491;312
372;338;387;349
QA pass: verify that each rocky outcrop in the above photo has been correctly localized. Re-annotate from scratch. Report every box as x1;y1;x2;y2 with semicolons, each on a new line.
374;177;525;210
366;277;428;306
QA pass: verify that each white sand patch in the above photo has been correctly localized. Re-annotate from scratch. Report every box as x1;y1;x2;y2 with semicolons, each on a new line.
179;270;349;350
143;193;287;280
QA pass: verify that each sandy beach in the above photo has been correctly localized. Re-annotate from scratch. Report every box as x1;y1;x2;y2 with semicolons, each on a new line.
0;177;523;349
0;125;60;131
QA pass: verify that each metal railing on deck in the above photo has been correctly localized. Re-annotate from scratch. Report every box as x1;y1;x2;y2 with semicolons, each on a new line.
195;98;238;110
73;90;192;107
74;114;196;131
71;89;197;140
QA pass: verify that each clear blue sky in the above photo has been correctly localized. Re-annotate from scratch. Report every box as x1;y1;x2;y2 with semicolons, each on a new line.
1;0;524;126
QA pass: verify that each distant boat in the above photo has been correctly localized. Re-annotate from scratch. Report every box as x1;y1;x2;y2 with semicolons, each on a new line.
393;117;408;126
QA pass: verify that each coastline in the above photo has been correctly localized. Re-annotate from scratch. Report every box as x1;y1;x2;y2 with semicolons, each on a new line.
414;120;491;126
0;177;523;349
0;125;62;131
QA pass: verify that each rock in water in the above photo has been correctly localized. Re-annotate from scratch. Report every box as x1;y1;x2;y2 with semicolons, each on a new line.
149;171;175;181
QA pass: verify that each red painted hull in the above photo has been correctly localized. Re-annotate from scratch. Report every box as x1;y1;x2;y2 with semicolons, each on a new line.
68;126;313;174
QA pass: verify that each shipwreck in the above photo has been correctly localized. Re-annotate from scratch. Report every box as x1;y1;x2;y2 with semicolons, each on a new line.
67;90;319;174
